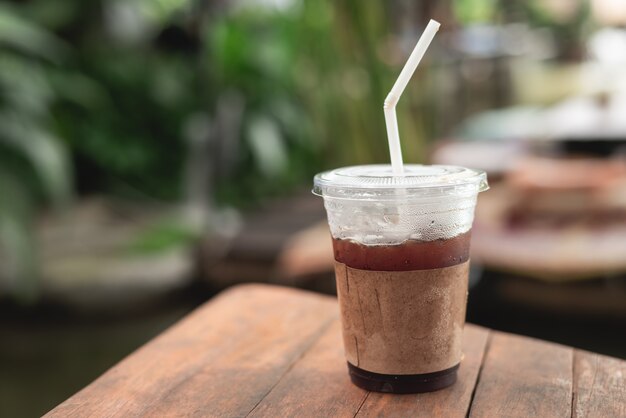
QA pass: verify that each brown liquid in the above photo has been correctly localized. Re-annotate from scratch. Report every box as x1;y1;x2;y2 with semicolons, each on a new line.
332;232;471;393
332;231;471;271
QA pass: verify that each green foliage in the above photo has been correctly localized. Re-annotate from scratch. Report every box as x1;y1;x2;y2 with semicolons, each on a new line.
453;0;498;24
126;219;197;255
203;7;322;205
3;0;439;206
0;4;72;301
3;0;595;300
0;0;444;298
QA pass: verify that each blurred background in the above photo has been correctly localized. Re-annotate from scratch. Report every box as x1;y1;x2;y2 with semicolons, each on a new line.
2;0;626;416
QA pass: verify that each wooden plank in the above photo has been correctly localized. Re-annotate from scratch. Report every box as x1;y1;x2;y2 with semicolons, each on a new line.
469;332;573;418
249;319;368;418
573;350;626;418
355;325;490;418
45;284;338;418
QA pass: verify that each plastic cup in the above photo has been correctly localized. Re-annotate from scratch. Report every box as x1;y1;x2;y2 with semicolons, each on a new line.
313;164;488;393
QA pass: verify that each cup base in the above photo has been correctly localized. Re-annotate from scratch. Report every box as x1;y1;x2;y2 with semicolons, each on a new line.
347;362;459;394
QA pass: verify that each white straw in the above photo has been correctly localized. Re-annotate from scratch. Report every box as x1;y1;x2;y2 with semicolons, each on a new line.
384;19;441;176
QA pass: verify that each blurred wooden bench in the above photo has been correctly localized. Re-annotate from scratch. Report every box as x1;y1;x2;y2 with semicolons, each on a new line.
45;284;626;417
202;191;330;289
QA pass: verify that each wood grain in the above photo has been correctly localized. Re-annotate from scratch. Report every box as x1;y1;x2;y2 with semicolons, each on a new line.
573;350;626;418
45;284;338;418
469;332;573;418
355;325;490;418
249;319;368;418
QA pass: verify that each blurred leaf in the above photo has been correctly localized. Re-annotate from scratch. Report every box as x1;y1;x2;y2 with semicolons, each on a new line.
254;33;291;80
0;170;39;301
150;60;188;106
211;20;254;87
48;71;110;109
139;0;190;24
246;114;288;177
0;57;56;120
0;4;67;62
21;0;79;30
0;113;72;206
126;219;197;255
268;98;311;147
453;0;498;24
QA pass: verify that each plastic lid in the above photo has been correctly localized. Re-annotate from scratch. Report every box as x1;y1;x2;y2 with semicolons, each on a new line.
313;164;488;200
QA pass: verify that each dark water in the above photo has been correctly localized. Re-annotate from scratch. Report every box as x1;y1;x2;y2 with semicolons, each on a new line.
0;290;209;418
467;269;626;360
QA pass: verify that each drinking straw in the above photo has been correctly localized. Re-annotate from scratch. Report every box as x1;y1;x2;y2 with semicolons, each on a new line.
384;19;441;176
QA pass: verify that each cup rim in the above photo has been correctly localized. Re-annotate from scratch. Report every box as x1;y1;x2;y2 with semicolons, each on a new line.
313;164;488;200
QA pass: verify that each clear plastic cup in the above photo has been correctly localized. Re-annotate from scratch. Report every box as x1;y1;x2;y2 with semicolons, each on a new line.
313;164;488;393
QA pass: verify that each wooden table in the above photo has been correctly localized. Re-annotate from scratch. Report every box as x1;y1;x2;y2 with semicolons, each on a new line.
46;284;626;417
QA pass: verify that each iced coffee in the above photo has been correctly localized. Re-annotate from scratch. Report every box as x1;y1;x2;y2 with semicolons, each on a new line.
314;165;487;393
